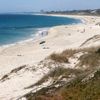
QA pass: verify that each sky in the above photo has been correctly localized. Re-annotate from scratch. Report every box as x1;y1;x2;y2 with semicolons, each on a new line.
0;0;100;13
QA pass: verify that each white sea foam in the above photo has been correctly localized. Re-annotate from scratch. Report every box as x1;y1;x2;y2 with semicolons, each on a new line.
0;28;49;49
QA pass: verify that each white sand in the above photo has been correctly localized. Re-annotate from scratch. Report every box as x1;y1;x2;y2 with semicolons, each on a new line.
0;14;100;99
0;15;100;76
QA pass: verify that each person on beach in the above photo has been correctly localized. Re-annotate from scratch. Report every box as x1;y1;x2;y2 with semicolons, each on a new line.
41;32;44;37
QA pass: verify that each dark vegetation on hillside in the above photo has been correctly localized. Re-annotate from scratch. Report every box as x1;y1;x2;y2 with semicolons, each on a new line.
45;9;100;16
25;70;100;100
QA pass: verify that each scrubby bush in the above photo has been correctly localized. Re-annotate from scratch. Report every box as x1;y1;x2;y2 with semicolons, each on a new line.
49;53;68;63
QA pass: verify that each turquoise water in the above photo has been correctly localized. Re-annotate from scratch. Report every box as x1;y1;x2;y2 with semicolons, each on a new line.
0;14;80;45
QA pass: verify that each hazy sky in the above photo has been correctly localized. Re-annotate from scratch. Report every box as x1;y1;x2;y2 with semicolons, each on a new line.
0;0;100;13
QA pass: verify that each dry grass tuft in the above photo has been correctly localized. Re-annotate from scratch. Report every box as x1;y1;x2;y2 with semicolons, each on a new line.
49;49;77;63
49;46;100;68
77;47;100;68
61;49;78;58
33;67;82;86
49;53;68;63
26;70;100;100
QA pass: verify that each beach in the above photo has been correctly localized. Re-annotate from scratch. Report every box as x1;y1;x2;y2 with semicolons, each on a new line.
0;15;100;76
0;14;100;99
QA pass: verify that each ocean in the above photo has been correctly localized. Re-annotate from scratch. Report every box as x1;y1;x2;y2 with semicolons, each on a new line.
0;14;80;46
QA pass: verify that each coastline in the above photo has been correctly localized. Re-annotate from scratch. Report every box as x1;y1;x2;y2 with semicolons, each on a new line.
0;27;49;48
0;14;81;49
0;14;81;54
0;14;100;75
0;14;100;99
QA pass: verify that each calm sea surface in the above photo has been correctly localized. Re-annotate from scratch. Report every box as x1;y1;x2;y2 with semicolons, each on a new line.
0;14;80;45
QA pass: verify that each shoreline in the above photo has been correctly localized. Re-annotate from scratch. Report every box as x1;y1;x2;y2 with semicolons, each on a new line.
0;27;49;49
0;15;99;75
0;14;100;99
0;15;83;76
0;14;81;49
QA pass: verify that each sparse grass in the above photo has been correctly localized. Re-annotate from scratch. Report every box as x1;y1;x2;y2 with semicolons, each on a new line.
49;49;77;63
27;67;83;89
49;53;68;63
0;65;26;82
61;49;78;58
10;65;26;73
25;46;100;100
60;70;100;100
49;47;100;67
49;46;100;63
31;67;70;86
26;70;100;100
81;46;100;53
0;75;9;82
78;48;100;68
